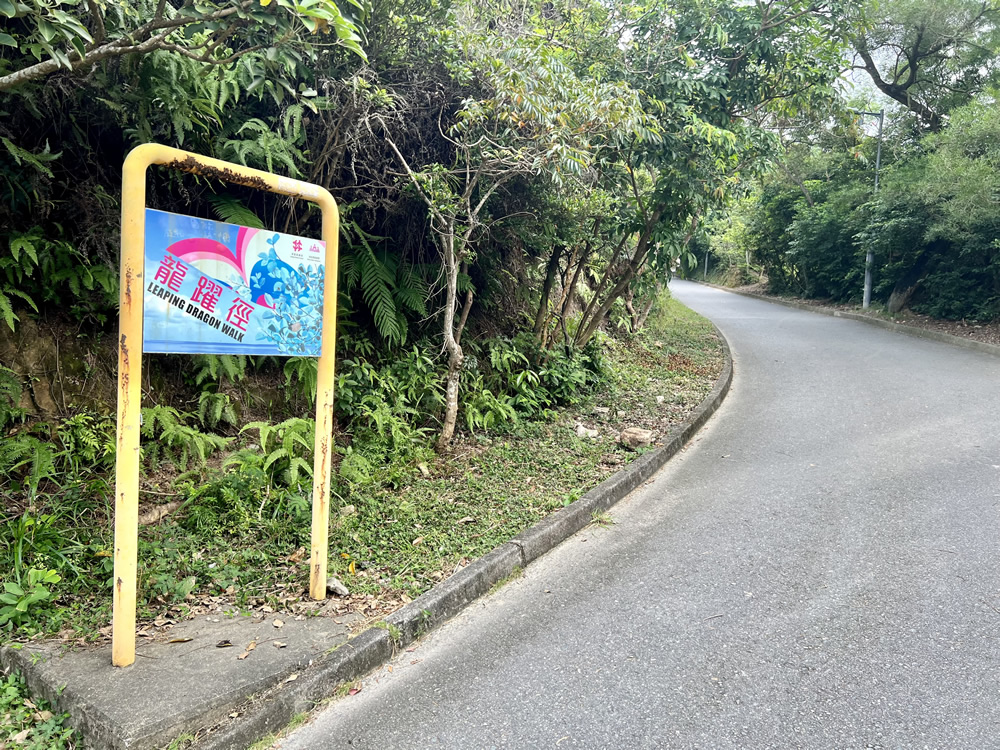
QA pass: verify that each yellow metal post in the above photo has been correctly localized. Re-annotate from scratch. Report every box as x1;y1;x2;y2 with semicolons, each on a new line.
310;188;340;600
112;144;339;667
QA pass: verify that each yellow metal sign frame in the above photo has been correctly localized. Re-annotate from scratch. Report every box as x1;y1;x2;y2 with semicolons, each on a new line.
113;144;340;667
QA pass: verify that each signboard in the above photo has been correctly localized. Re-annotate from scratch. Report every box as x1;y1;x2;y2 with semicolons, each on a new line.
143;208;325;356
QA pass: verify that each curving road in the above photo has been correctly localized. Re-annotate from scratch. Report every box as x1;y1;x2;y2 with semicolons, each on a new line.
280;281;1000;749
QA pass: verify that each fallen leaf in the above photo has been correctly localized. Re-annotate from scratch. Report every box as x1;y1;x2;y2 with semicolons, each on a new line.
23;700;36;710
274;641;287;649
348;560;356;575
216;640;234;648
35;710;53;722
284;673;298;683
411;537;424;546
168;638;193;644
13;729;31;743
456;516;475;524
246;640;257;651
288;547;306;563
273;619;284;628
347;686;361;696
387;665;393;673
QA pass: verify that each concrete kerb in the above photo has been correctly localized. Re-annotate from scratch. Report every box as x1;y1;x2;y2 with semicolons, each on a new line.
698;282;1000;357
190;326;734;749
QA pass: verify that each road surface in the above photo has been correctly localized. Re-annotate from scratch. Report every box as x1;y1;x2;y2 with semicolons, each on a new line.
280;281;1000;749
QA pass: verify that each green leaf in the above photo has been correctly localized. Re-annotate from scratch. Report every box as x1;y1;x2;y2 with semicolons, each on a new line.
3;582;24;597
37;19;57;43
0;0;15;18
0;32;16;47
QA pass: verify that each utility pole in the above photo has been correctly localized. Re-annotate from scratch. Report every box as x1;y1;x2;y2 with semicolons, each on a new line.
850;108;884;309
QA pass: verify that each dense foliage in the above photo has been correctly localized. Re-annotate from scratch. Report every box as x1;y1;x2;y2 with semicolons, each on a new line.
700;0;1000;322
1;0;937;642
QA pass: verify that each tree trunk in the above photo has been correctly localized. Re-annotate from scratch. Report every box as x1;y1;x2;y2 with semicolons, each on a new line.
887;250;931;314
624;287;638;331
634;282;661;332
574;209;664;347
533;246;563;342
435;225;464;452
437;343;463;451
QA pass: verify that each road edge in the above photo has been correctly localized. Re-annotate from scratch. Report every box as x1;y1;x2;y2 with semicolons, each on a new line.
188;327;734;749
695;282;1000;357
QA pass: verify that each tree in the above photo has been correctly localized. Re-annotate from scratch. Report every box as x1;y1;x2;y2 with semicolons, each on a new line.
851;0;1000;131
0;0;366;94
379;31;653;449
560;0;851;347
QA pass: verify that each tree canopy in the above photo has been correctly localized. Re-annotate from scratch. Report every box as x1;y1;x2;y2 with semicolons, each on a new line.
11;0;992;445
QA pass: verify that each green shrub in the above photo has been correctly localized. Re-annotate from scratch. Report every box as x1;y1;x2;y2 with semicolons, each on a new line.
0;568;60;629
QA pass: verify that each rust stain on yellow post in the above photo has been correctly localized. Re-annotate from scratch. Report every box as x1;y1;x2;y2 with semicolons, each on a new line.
113;145;339;667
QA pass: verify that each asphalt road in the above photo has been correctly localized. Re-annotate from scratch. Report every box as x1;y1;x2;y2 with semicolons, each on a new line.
280;281;1000;749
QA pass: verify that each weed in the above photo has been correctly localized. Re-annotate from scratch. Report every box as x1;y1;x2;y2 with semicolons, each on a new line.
488;566;523;595
0;568;60;629
334;681;362;699
0;669;77;748
373;620;402;642
166;732;196;749
415;608;433;637
590;511;614;528
562;487;583;507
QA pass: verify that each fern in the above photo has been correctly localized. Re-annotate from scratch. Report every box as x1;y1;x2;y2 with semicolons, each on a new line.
135;52;225;146
207;195;265;229
240;418;315;488
1;138;60;179
191;354;248;386
222;119;305;177
282;103;306;142
197;391;237;430
0;289;35;332
140;405;231;471
283;357;319;405
0;366;24;430
1;227;115;329
0;434;57;497
339;206;429;346
57;413;116;475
